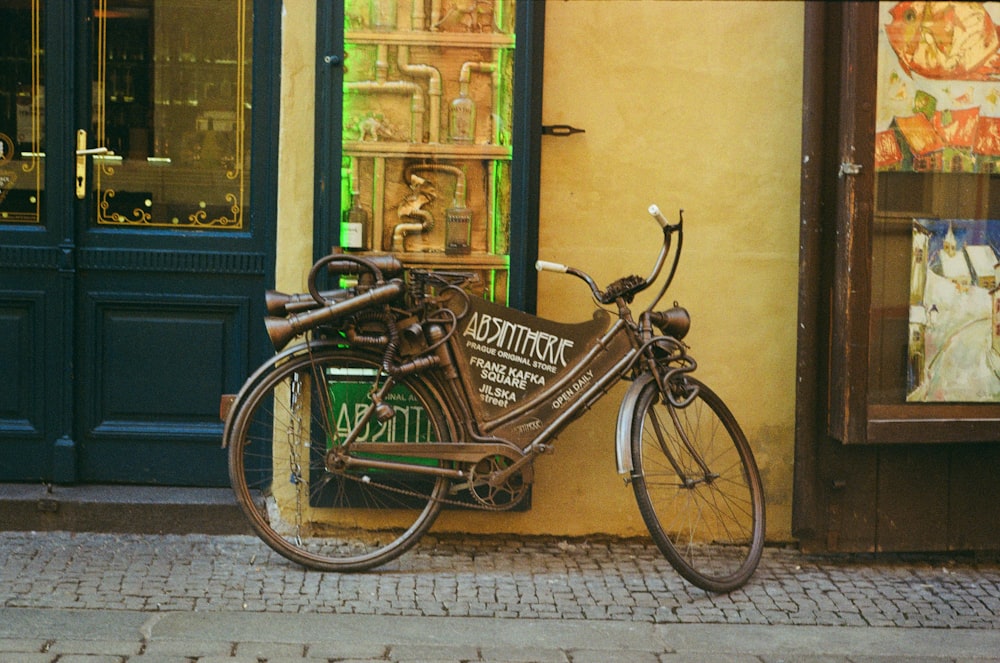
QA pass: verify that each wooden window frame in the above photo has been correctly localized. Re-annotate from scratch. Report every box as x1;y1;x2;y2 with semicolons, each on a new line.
804;2;1000;445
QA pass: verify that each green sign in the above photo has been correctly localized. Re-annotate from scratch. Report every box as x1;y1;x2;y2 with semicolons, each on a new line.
326;375;437;449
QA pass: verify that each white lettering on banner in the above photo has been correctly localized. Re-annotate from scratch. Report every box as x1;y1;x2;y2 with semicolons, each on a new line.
514;418;543;434
463;311;575;368
479;383;517;407
469;356;547;392
465;340;497;356
551;370;594;410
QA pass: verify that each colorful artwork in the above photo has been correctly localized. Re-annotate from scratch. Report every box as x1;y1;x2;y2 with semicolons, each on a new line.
879;3;1000;400
908;218;1000;401
877;2;1000;173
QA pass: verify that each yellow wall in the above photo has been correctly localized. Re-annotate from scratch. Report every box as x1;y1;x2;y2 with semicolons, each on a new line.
276;1;803;542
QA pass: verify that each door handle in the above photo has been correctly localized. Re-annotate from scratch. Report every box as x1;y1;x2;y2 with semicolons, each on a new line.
75;129;113;199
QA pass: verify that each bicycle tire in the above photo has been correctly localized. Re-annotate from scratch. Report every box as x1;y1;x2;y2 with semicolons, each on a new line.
629;376;765;592
226;344;454;572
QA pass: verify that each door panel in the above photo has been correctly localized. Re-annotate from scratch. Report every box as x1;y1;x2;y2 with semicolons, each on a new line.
0;0;57;482
0;4;44;225
90;0;252;231
0;0;274;486
0;291;44;436
77;284;250;484
0;282;54;481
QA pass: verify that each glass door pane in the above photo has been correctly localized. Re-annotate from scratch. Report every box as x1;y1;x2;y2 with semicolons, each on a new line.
92;0;251;229
0;0;44;224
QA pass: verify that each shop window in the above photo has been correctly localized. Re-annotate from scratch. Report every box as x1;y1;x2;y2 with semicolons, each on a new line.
312;1;544;312
819;2;1000;443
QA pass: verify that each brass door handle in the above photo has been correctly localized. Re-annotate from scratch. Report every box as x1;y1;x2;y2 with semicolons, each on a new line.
75;129;113;199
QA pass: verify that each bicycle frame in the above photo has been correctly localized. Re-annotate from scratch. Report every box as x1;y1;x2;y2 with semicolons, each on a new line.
224;204;765;591
320;206;694;487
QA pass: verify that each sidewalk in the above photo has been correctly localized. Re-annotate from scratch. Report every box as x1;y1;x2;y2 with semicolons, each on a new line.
3;607;999;662
2;530;999;661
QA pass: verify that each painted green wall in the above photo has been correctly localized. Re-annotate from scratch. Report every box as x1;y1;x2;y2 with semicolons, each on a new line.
276;1;804;541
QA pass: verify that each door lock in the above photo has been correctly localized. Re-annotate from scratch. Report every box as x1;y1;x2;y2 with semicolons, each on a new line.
75;129;112;199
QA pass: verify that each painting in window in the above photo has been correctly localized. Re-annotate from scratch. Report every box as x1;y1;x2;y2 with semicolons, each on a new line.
877;2;1000;174
876;2;1000;402
908;218;1000;400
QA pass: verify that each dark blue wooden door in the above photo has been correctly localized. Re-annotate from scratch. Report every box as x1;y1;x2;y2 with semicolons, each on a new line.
0;0;278;485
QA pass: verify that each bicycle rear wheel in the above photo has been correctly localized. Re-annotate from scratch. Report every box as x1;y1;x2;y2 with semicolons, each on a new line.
226;344;454;571
629;376;764;592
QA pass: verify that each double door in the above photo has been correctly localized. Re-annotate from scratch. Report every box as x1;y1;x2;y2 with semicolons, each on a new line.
0;1;276;485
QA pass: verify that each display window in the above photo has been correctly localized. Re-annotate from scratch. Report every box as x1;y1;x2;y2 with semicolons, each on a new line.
817;1;1000;443
313;1;544;311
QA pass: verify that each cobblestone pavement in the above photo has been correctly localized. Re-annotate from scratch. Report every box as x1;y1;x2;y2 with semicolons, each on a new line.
2;531;999;629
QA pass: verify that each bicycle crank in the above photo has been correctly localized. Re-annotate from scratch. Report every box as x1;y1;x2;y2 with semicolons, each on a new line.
454;449;533;510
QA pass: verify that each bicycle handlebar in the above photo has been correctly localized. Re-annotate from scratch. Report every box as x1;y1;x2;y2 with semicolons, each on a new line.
535;203;683;308
535;260;568;273
647;204;671;229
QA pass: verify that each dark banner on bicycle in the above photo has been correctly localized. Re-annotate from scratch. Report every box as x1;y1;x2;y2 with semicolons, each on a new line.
456;296;611;415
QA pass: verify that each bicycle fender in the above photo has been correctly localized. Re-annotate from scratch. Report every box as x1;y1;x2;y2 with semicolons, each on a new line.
615;372;655;475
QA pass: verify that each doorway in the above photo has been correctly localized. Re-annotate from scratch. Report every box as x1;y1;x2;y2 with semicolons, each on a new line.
0;1;277;485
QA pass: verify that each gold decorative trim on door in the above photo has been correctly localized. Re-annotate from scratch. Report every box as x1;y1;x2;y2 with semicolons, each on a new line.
0;0;43;225
93;0;250;229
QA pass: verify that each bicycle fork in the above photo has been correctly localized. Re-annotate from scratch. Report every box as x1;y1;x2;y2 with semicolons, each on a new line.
648;398;718;488
636;344;716;488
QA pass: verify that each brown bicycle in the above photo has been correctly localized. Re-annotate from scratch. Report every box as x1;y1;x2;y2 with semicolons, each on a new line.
222;204;765;593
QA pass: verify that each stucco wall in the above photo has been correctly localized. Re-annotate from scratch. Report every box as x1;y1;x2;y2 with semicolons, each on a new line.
276;1;803;542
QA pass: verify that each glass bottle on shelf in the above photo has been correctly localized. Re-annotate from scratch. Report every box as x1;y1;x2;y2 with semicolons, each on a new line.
341;161;371;251
449;92;476;144
370;0;397;31
445;182;472;255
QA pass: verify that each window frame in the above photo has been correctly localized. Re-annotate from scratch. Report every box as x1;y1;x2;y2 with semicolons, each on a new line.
808;1;1000;444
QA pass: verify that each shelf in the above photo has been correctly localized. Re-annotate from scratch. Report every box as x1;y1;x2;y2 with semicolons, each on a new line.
396;252;509;269
346;30;514;49
344;141;511;160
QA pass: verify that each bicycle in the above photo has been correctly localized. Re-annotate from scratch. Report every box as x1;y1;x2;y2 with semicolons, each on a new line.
221;204;765;593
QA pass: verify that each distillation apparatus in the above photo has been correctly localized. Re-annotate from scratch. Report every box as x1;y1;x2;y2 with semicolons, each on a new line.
344;0;508;253
393;163;471;254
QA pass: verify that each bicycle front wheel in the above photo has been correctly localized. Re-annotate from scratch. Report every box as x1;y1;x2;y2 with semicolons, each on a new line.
630;376;765;592
227;344;454;572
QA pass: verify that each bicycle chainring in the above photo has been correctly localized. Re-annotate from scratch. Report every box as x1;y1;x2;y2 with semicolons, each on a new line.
463;449;531;510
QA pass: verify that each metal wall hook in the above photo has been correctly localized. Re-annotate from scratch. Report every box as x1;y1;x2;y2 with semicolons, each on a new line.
542;124;585;137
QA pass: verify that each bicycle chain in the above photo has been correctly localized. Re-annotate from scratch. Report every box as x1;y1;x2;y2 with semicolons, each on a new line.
329;465;525;512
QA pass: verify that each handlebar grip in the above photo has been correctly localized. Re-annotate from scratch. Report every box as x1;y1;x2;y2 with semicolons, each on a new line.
648;204;670;229
535;260;568;273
